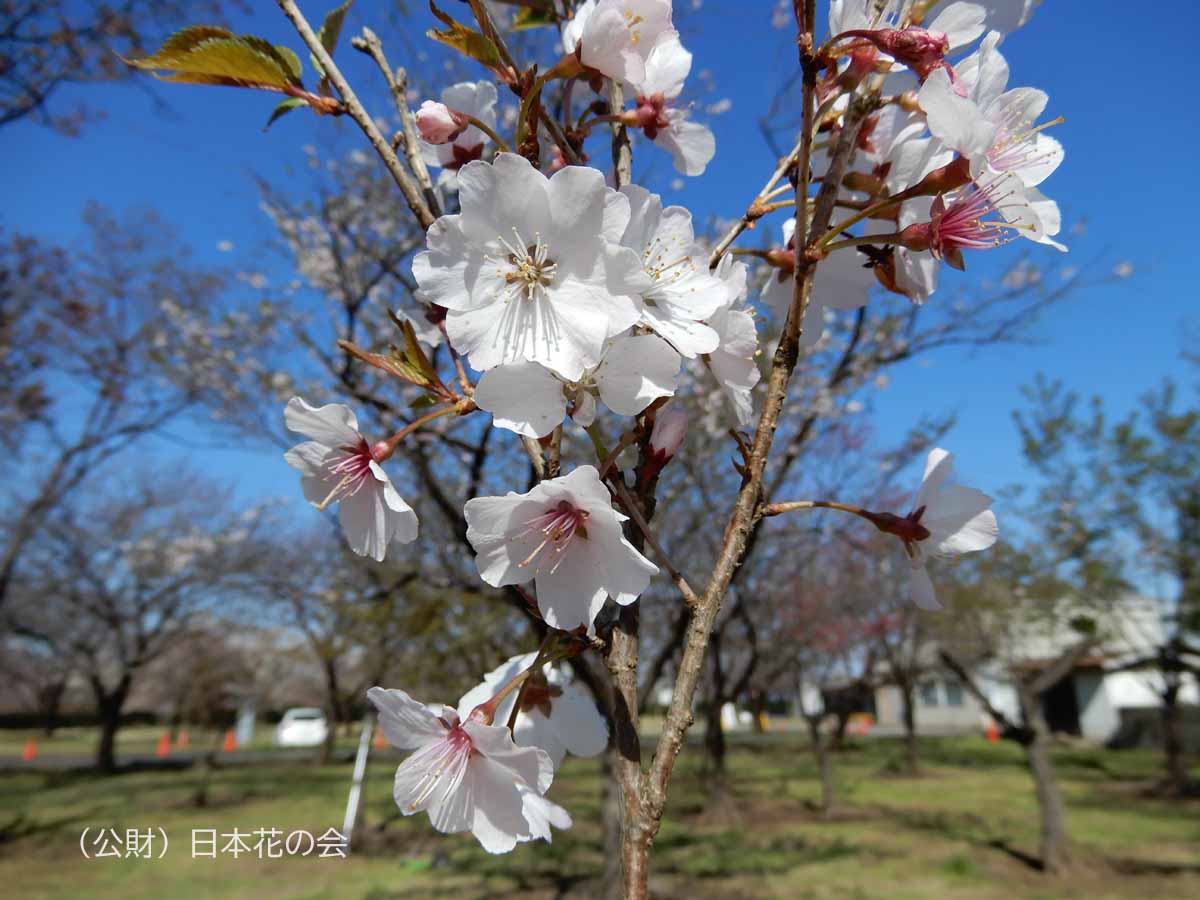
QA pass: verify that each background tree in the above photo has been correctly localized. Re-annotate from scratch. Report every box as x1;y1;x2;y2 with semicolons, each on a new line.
0;1;233;135
1016;371;1200;794
5;471;267;772
0;206;246;614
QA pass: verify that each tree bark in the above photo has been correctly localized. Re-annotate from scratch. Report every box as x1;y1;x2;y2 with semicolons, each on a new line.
92;680;129;774
807;716;836;814
703;695;727;778
1019;684;1069;873
899;678;919;774
1161;679;1188;795
321;659;343;765
39;680;66;737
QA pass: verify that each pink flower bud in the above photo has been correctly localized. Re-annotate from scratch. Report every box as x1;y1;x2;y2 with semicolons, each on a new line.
415;100;469;144
649;407;688;461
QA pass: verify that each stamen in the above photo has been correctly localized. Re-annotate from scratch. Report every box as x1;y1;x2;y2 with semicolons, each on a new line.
512;500;589;574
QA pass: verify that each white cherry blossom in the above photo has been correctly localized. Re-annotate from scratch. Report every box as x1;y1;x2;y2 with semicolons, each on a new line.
561;0;675;86
901;447;999;610
609;184;726;356
282;398;418;562
628;32;715;176
707;255;761;425
412;153;643;381
367;686;570;854
474;333;681;438
457;653;609;769
464;465;657;631
918;33;1065;249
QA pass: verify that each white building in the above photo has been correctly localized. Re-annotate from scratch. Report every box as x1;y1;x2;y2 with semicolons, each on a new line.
872;595;1200;745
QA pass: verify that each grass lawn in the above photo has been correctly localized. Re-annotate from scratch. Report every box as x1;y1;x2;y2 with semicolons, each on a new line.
1;732;1197;899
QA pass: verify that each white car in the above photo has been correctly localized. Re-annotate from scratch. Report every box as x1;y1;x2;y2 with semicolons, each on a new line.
274;707;329;747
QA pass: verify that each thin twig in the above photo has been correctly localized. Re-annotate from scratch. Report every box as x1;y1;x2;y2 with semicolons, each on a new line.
641;0;880;862
276;0;435;230
708;135;805;269
467;0;581;164
608;476;700;607
351;27;442;218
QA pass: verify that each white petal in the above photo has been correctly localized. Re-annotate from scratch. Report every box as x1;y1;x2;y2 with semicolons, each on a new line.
412;215;475;311
464;721;552;792
549;680;610;758
928;1;986;50
459;153;552;248
519;787;572;841
923;486;998;555
918;67;995;159
914;447;954;510
475;363;567;438
367;686;446;749
283;397;360;447
654;115;716;176
546;164;608;274
595;333;681;415
639;30;691;98
456;652;539;723
338;481;396;561
909;564;942;611
464;755;527;853
513;710;568;769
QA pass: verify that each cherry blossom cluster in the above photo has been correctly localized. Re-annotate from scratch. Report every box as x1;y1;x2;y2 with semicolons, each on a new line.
273;0;1057;854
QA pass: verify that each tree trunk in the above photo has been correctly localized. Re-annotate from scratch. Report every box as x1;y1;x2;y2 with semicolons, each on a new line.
39;680;66;737
192;730;223;808
831;710;850;750
807;716;836;814
704;694;727;777
1019;685;1069;873
899;678;919;774
599;749;624;900
320;659;342;765
748;688;767;733
1161;680;1188;795
94;691;126;774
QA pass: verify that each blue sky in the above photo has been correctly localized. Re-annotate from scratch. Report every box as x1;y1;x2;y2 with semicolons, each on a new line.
3;1;1194;518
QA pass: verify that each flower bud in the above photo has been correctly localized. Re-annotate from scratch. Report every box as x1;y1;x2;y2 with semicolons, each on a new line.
649;406;688;461
415;100;469;144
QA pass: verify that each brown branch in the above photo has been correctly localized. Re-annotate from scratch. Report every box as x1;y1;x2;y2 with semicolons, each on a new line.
275;0;435;231
641;1;875;851
351;27;442;218
609;475;700;608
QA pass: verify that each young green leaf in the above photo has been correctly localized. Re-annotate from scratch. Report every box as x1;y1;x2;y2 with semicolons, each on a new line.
311;0;354;78
126;26;303;92
264;97;307;131
427;1;504;70
319;0;354;54
512;6;558;30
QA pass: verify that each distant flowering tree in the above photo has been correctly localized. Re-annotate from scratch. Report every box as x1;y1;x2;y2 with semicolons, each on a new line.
129;0;1069;894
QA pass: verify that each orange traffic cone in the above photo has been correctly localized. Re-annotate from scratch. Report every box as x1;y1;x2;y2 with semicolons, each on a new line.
155;731;171;758
176;729;189;750
985;721;999;743
22;738;37;762
222;729;237;752
373;726;387;750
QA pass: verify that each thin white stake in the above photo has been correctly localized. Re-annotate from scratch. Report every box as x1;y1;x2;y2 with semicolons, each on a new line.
342;714;375;849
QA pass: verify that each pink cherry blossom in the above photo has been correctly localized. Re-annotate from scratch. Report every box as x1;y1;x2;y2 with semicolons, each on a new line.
283;398;418;562
367;686;570;854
